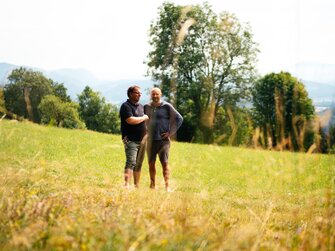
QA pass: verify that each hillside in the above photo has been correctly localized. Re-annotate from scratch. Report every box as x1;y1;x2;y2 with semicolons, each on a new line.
0;62;18;83
1;62;334;106
0;120;334;250
0;62;156;104
289;62;335;84
303;80;335;106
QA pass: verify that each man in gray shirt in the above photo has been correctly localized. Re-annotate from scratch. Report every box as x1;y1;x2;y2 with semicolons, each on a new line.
144;87;183;191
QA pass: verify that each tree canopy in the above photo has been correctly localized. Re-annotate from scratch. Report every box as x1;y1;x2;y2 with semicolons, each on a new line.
147;2;259;143
4;67;71;123
3;68;120;134
252;72;315;151
78;86;120;134
38;95;85;129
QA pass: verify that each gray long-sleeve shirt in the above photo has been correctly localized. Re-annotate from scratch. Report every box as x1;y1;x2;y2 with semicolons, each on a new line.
144;101;183;140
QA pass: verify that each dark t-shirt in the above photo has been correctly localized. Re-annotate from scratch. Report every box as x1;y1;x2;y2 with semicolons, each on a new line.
119;99;146;141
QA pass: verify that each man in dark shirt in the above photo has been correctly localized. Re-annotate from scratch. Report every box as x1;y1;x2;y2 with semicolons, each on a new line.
144;87;183;191
119;85;148;188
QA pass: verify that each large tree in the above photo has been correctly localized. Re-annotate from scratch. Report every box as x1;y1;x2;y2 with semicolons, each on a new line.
147;2;259;143
4;68;53;122
3;67;71;123
252;72;315;151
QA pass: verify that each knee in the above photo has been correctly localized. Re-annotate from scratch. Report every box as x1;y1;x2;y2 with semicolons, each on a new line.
126;157;136;169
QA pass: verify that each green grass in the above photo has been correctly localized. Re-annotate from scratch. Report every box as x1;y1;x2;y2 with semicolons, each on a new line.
0;120;334;250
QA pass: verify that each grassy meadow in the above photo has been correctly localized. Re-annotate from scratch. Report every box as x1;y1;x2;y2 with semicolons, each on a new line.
0;119;334;250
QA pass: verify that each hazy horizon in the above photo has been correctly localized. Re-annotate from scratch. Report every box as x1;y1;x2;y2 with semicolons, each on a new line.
1;0;335;80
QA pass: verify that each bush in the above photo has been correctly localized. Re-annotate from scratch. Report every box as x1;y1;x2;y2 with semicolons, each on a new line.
39;95;85;129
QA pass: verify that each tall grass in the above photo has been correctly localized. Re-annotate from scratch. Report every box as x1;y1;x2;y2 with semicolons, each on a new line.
0;120;334;250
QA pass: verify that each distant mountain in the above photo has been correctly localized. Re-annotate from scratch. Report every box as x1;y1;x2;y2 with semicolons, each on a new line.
289;62;335;85
45;68;98;89
276;61;335;106
302;80;335;106
95;79;155;104
0;62;156;104
0;63;18;83
45;68;156;103
44;68;104;100
1;61;334;106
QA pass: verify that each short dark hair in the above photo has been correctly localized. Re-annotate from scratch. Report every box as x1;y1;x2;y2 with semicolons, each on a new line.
127;85;141;98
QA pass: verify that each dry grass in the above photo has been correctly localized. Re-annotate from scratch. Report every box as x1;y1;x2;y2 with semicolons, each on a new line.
0;120;334;250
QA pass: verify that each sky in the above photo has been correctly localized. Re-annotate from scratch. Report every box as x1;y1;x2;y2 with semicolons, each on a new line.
1;0;334;80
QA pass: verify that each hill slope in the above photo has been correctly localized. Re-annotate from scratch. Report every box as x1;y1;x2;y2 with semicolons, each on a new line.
0;62;155;103
1;61;334;106
0;120;334;250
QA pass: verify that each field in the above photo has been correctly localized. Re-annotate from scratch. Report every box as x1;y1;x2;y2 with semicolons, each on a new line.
0;120;334;250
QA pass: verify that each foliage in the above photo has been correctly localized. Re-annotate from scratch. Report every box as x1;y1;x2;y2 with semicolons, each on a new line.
4;67;53;122
0;87;5;116
78;86;120;134
3;67;71;123
147;2;259;143
51;82;72;102
320;107;335;153
95;102;120;134
38;95;85;129
0;120;334;250
252;72;315;151
213;106;254;146
319;125;329;153
329;124;335;153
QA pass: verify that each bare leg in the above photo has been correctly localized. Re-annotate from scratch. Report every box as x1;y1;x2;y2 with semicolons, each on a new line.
149;161;156;189
124;168;133;188
133;171;141;188
162;162;170;191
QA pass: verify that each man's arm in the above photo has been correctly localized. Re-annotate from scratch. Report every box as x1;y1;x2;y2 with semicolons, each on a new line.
120;103;149;125
168;103;183;136
126;115;149;125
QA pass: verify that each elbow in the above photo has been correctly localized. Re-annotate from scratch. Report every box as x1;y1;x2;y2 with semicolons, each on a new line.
126;118;135;125
177;117;183;130
179;116;184;125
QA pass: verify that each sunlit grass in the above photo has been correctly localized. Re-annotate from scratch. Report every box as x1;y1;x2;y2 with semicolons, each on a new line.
0;120;334;250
